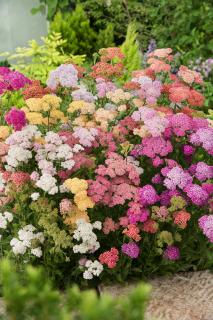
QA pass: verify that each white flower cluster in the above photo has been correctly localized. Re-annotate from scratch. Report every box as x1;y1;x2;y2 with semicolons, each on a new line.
10;225;44;257
83;260;103;280
73;219;102;254
5;128;84;195
0;212;13;236
73;127;98;147
36;131;80;172
5;126;41;170
34;131;84;195
31;192;40;201
36;173;58;195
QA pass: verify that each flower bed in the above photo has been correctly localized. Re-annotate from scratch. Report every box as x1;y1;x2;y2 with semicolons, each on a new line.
0;47;212;286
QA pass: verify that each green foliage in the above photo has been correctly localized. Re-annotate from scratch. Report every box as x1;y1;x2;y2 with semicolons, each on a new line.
31;0;75;21
50;5;96;55
0;32;85;83
30;198;72;253
0;91;24;124
0;259;151;320
81;0;146;47
143;0;213;61
0;60;10;67
34;0;146;56
32;0;213;64
96;23;115;50
120;23;142;82
203;80;213;110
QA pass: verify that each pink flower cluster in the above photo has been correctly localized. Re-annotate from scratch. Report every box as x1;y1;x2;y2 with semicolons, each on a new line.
88;153;141;207
5;107;26;131
133;76;162;105
163;245;180;260
121;242;140;258
99;248;119;268
0;67;31;94
96;78;116;98
199;215;213;242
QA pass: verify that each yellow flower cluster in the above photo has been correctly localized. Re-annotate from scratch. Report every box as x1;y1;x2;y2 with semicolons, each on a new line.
22;94;67;126
68;100;96;115
64;178;94;211
63;203;90;227
106;89;132;103
0;126;10;140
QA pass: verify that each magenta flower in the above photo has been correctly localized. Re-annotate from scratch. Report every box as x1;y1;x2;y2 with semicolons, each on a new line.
141;136;173;159
139;184;159;206
183;145;195;156
190;128;213;155
168;113;193;137
184;184;209;206
163;245;180;260
201;183;213;195
5;107;26;131
198;215;213;242
121;242;140;258
194;162;213;181
128;208;149;224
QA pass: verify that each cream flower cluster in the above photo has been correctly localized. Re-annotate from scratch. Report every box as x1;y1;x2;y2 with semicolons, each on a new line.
36;174;58;195
83;260;103;280
0;211;13;233
106;89;132;103
5;125;41;170
34;132;83;195
73;219;102;254
10;225;44;257
36;131;83;174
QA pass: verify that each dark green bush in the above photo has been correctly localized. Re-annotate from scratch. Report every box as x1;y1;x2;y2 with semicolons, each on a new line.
143;0;213;62
0;259;151;320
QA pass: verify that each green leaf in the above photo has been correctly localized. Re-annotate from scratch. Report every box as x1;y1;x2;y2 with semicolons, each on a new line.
47;0;58;20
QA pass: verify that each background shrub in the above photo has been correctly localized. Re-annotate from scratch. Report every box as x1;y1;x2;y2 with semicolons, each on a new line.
33;0;213;64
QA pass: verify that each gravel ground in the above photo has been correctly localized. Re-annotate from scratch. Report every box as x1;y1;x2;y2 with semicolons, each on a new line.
100;271;213;320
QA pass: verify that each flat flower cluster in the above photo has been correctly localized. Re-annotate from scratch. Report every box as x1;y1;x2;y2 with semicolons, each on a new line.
0;47;212;283
0;67;31;94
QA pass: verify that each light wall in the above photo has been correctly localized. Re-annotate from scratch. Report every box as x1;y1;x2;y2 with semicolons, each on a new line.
0;0;47;53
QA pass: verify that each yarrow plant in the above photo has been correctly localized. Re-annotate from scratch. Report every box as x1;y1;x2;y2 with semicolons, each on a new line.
0;67;31;95
0;47;212;285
